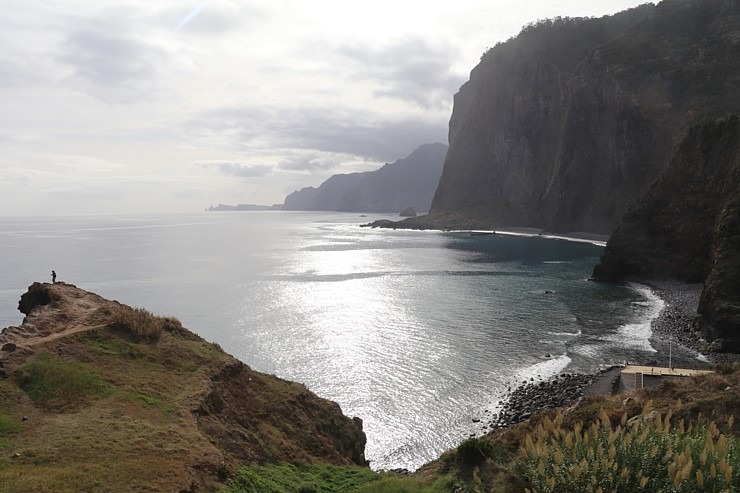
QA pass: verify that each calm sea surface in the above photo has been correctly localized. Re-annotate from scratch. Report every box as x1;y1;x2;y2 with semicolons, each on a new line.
0;212;704;469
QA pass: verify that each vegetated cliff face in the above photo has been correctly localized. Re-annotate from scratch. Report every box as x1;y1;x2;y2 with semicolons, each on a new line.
593;116;740;351
431;0;740;234
0;282;366;492
283;142;447;213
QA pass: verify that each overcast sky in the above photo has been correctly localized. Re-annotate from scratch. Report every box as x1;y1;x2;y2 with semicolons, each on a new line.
0;0;650;215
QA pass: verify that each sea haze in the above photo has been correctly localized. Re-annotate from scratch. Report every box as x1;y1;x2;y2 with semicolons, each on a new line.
0;212;702;470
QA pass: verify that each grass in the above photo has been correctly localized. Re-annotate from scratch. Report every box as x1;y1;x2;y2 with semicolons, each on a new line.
17;353;110;410
0;414;23;448
107;305;183;342
227;463;379;493
352;475;455;493
0;414;23;437
226;463;454;493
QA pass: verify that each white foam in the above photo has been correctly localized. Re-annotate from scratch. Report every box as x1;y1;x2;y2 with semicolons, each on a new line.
514;354;572;383
546;329;582;337
461;229;606;246
569;344;602;358
604;284;664;353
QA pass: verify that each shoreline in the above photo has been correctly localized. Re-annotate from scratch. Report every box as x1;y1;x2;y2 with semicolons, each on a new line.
362;218;609;247
645;281;740;364
476;280;738;433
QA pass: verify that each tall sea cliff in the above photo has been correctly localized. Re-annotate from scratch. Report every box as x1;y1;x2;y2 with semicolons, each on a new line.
594;116;740;351
431;0;740;234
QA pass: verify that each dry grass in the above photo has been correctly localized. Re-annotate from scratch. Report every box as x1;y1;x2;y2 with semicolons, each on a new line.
107;305;183;342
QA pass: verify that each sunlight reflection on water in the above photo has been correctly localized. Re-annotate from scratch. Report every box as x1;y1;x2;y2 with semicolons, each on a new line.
0;212;689;471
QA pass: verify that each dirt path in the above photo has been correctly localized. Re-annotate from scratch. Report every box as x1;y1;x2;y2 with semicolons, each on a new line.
17;323;107;348
1;282;111;350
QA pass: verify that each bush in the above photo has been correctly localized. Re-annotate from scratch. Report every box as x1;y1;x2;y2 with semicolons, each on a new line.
457;437;495;467
519;409;739;492
109;306;182;342
18;353;109;409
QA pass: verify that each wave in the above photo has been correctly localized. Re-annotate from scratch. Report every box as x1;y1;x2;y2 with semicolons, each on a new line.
546;329;582;337
513;354;572;383
602;284;663;353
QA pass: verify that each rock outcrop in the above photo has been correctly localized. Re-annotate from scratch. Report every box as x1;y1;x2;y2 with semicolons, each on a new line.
429;0;740;234
283;142;447;213
593;116;740;351
0;282;367;491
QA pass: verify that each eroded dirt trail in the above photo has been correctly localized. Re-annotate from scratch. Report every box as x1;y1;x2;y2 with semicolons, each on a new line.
1;282;114;349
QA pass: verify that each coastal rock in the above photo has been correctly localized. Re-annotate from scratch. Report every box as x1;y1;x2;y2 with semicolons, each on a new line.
594;117;740;351
487;373;598;428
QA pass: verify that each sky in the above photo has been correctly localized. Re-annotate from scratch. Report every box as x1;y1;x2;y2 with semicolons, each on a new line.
0;0;651;215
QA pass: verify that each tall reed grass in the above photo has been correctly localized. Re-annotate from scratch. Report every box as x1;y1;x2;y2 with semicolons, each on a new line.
520;407;738;492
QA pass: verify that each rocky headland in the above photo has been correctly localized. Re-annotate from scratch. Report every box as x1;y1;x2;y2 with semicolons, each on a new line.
282;142;447;214
0;282;366;492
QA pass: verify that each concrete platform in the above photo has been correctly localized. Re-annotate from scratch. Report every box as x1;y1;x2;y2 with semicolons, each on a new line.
621;365;714;377
620;365;713;392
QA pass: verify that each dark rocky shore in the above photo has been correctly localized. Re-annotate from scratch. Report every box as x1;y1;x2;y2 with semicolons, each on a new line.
648;281;740;364
473;367;622;432
472;281;738;433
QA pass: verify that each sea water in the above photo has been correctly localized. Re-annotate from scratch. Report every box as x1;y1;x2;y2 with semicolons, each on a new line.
0;212;702;470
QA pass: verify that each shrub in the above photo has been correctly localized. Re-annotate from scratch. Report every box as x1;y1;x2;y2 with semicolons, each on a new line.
109;306;182;342
18;353;109;409
519;409;739;492
457;437;495;467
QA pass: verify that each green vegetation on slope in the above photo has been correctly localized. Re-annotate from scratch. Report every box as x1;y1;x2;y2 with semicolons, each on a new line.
17;353;110;410
226;463;454;493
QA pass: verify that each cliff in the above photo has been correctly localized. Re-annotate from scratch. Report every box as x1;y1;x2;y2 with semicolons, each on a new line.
430;0;740;234
283;142;447;213
0;282;366;492
594;116;740;351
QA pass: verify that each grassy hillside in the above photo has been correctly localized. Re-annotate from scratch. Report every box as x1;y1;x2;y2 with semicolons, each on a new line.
0;282;366;492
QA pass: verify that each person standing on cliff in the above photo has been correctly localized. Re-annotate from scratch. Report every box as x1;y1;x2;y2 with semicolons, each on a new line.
51;270;56;284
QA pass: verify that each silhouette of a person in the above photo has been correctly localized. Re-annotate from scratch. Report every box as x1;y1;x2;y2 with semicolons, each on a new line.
51;270;56;284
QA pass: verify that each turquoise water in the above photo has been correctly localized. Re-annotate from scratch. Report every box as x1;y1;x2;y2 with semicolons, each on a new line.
0;212;700;469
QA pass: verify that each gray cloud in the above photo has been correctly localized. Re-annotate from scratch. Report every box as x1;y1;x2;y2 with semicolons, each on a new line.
192;105;448;163
198;160;273;178
57;27;168;102
336;37;466;109
277;155;340;172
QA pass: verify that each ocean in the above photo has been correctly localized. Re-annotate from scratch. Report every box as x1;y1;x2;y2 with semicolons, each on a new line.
0;212;704;470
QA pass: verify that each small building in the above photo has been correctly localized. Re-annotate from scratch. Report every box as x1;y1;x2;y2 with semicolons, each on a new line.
619;365;714;392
